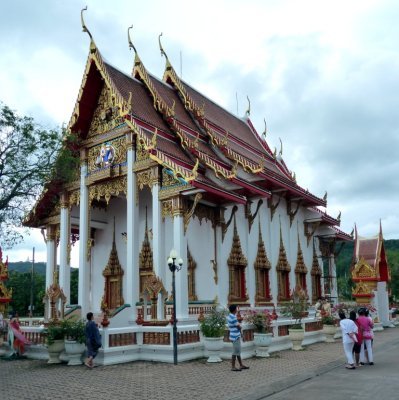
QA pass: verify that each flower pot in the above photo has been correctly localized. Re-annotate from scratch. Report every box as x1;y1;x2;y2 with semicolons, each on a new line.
203;337;224;363
253;333;273;358
322;324;336;343
47;339;65;364
288;328;304;351
64;340;85;365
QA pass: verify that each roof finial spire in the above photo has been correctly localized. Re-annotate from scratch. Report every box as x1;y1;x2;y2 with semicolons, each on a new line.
81;6;93;40
158;32;169;60
127;25;137;54
245;96;251;117
278;138;283;157
262;118;267;139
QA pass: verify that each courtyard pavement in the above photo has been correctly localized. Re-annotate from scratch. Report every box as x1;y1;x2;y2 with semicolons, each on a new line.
0;327;398;400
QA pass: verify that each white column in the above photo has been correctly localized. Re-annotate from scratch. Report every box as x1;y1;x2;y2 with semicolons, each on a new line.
173;209;188;319
152;182;164;319
45;225;56;290
78;161;90;318
214;222;224;307
330;256;338;302
59;195;70;304
126;143;139;319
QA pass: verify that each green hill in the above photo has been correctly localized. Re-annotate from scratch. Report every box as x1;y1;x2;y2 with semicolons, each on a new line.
8;261;46;275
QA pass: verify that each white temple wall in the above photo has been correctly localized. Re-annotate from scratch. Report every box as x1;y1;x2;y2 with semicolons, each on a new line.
162;217;174;298
186;216;216;301
218;203;237;306
90;197;127;313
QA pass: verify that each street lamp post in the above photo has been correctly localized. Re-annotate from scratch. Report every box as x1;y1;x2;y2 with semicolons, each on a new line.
29;247;35;318
167;249;183;365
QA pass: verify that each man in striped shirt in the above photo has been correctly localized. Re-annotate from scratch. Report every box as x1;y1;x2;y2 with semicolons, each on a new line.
227;305;249;371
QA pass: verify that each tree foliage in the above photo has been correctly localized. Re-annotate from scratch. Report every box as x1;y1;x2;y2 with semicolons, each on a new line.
0;102;80;248
5;271;45;317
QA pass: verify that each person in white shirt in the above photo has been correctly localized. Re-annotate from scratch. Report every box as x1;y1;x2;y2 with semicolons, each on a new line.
339;311;358;369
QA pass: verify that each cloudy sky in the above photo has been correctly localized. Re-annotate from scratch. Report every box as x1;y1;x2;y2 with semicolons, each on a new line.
1;0;398;264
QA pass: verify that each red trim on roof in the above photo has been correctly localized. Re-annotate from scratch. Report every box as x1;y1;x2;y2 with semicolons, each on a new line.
192;181;247;205
231;178;272;198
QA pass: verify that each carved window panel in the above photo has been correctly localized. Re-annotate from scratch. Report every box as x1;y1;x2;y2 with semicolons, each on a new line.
254;221;272;304
227;217;248;304
187;247;197;301
277;270;290;302
255;268;272;304
102;233;124;311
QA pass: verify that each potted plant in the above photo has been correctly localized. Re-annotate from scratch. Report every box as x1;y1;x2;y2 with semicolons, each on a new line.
321;314;336;343
62;318;86;365
45;320;65;364
200;307;227;363
244;309;273;357
282;286;308;350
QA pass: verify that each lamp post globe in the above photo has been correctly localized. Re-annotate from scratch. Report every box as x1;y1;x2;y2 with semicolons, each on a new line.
168;249;182;365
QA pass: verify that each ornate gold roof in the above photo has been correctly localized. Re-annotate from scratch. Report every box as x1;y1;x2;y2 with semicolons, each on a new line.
311;242;321;276
254;220;271;270
352;257;377;281
227;216;247;267
103;220;124;278
295;232;308;274
139;208;153;272
276;220;291;272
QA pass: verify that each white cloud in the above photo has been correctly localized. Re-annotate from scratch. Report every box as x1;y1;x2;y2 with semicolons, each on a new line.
1;0;398;261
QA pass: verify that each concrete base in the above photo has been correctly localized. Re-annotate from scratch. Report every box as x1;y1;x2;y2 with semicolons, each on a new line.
374;322;384;332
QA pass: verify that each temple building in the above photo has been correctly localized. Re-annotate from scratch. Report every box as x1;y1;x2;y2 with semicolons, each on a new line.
23;17;351;363
0;248;12;316
351;223;392;326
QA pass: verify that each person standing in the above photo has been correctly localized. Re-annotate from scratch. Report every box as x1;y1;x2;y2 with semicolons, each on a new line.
8;311;30;356
227;305;249;372
339;311;358;369
358;308;374;365
85;312;101;368
349;310;363;367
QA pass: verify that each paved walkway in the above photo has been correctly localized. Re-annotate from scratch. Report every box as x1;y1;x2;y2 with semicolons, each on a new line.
0;327;398;400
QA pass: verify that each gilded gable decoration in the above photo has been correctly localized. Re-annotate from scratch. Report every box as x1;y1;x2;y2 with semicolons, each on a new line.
276;217;291;302
0;248;12;314
254;220;272;304
88;85;126;138
88;136;127;173
141;274;167;320
136;140;150;163
227;216;249;304
227;217;247;267
352;257;378;280
276;222;291;272
89;176;127;204
102;218;125;310
295;233;308;275
43;283;67;321
192;203;217;228
187;246;198;301
311;242;322;303
162;168;181;188
139;208;154;294
254;221;271;270
295;226;308;294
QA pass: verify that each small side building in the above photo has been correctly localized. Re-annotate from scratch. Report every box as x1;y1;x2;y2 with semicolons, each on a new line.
351;223;392;326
